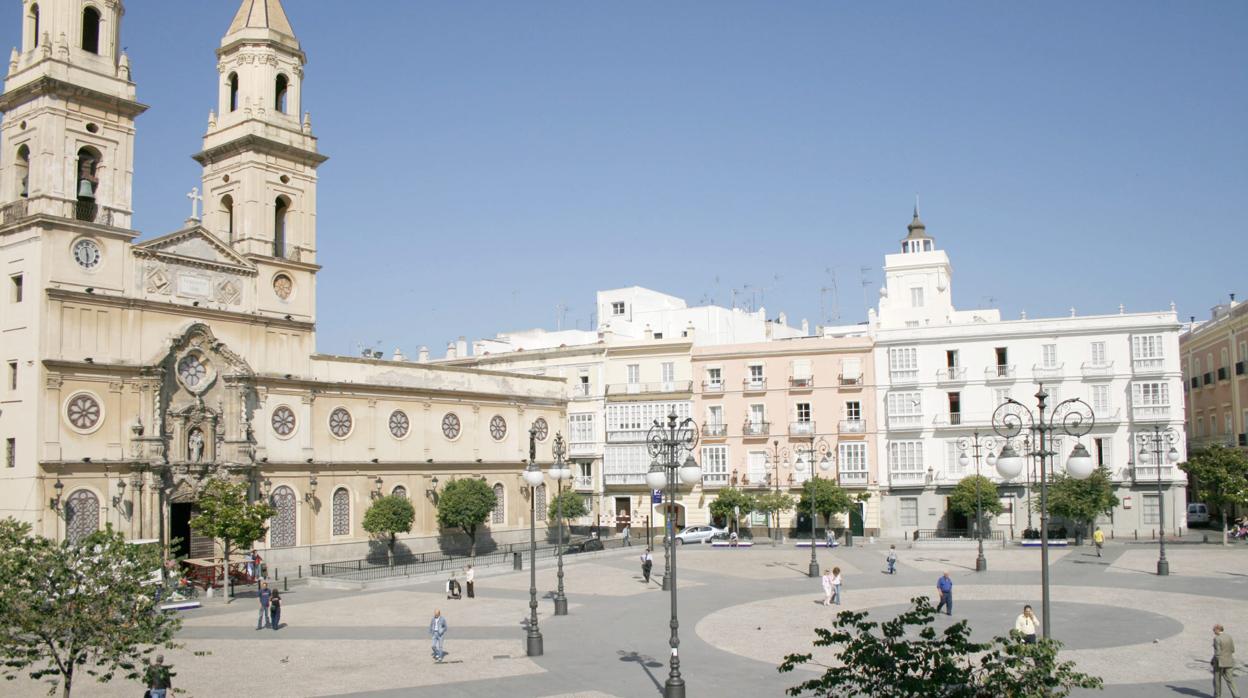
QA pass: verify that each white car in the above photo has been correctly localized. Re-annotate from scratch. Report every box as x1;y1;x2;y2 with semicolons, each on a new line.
671;525;726;545
1188;503;1210;526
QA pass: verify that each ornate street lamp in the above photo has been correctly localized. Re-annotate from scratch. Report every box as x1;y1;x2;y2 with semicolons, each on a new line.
644;411;700;698
522;425;545;657
957;432;998;572
761;439;789;546
992;384;1095;639
549;433;571;615
794;436;833;578
1137;427;1181;576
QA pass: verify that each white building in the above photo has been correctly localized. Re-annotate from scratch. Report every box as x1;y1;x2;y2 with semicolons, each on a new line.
855;210;1186;538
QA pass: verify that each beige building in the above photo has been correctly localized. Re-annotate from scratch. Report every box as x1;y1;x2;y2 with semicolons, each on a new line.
0;0;566;570
1181;295;1247;454
691;336;880;535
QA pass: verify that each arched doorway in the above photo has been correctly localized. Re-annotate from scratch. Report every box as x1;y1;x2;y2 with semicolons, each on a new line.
660;502;686;533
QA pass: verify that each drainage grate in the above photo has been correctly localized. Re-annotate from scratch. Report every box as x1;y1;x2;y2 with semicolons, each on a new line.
492;654;511;660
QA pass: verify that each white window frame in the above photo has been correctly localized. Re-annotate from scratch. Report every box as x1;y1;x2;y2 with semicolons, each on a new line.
626;364;640;385
611;301;625;316
747;450;767;484
838;442;867;484
887;391;922;427
1091;384;1110;414
900;497;919;527
702;445;729;485
1041;344;1057;368
910;287;925;308
1090;341;1107;366
888;440;924;484
661;362;675;384
1141;493;1160;525
706;367;722;388
888;347;918;381
844;400;861;421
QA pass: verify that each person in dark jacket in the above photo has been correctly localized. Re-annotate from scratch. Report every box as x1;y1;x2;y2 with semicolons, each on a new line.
144;655;172;698
269;589;282;630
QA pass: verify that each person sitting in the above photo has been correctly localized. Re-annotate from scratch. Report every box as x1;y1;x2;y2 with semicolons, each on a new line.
445;575;462;600
729;531;739;547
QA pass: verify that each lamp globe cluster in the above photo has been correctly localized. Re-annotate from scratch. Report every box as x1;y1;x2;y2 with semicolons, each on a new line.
646;456;702;489
994;441;1097;481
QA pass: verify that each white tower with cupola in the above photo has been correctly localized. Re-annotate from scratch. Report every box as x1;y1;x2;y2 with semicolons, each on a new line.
0;0;144;227
874;207;959;329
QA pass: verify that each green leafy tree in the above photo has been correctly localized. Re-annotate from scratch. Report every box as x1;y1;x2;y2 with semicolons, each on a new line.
797;478;854;533
0;519;182;698
754;491;796;542
708;488;756;533
1044;467;1119;539
547;490;590;522
362;495;416;565
947;475;1005;534
1180;444;1248;545
188;479;275;602
778;595;1102;697
435;478;497;557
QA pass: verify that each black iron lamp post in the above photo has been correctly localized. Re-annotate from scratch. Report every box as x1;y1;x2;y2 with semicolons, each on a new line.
550;433;571;615
1137;426;1181;576
644;411;701;698
992;384;1096;639
957;432;998;572
761;439;788;546
794;435;833;578
522;426;545;657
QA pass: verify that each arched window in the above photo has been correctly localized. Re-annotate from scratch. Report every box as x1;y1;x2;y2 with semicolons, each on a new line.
29;4;39;49
220;195;234;241
269;486;296;548
273;196;289;258
492;483;504;524
391;485;407;499
275;74;289;114
65;489;100;545
535;484;547;522
81;7;101;54
75;147;100;222
16;145;29;198
332;488;350;536
228;73;239;112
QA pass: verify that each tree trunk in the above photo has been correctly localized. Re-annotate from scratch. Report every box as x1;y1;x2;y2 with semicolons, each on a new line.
222;541;234;603
61;665;72;698
468;527;476;558
388;535;396;566
1224;511;1230;546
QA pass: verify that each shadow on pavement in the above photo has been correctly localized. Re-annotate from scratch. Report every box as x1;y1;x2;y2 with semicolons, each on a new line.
1164;685;1211;697
618;650;664;693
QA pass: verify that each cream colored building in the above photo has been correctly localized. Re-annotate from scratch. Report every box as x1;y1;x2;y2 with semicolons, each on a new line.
1181;296;1247;454
0;0;566;570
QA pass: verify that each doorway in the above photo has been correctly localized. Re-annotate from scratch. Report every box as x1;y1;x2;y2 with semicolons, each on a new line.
169;502;214;560
614;497;631;533
850;502;865;537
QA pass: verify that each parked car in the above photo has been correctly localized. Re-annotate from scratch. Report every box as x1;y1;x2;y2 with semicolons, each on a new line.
669;525;726;545
1188;502;1211;526
564;537;605;554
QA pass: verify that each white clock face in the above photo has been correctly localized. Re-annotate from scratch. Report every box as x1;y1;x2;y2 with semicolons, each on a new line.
73;239;101;269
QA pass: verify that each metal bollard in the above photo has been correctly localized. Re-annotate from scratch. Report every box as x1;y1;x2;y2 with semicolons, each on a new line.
298;565;302;579
513;551;523;571
283;576;288;592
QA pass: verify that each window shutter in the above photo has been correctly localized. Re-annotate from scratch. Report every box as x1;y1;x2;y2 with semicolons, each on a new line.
841;358;862;381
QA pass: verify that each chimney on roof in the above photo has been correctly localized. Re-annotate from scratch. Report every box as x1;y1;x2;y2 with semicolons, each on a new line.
446;342;457;360
418;346;430;363
778;312;788;327
392;347;405;362
456;337;468;358
644;324;653;340
801;319;810;335
685;322;695;341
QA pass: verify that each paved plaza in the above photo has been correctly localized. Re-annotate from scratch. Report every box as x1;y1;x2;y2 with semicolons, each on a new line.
9;540;1248;697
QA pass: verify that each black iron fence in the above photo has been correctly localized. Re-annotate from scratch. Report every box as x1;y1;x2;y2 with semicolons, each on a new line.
912;529;1006;542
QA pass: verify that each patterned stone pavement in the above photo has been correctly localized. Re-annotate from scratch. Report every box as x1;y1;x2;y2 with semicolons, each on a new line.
6;542;1246;697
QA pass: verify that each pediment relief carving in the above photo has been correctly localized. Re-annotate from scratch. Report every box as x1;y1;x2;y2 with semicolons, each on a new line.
134;226;256;276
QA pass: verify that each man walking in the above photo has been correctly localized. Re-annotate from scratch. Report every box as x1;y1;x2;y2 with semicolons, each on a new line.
640;548;654;583
935;571;953;616
1093;527;1105;558
144;655;172;698
430;609;448;662
1213;624;1240;698
256;581;272;630
465;565;475;599
886;545;898;575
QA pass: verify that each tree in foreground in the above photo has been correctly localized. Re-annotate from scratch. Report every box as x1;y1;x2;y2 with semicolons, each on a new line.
708;488;756;533
1044;467;1119;539
1180;444;1248;544
0;519;182;698
754;491;796;542
363;494;416;565
778;596;1102;697
188;478;275;602
946;475;1005;535
435;478;497;557
797;478;854;535
547;490;590;525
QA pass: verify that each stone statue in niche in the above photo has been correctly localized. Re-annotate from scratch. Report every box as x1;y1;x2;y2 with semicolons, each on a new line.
188;429;204;463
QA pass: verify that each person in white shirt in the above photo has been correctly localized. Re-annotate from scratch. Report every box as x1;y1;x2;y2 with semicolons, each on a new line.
1014;604;1038;644
820;569;833;606
830;567;843;605
465;565;475;599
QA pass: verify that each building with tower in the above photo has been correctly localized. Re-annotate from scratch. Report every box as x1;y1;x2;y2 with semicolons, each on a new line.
0;0;566;570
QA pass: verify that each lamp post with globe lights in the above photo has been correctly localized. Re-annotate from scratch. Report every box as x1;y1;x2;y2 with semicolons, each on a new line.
793;436;834;577
522;426;545;657
644;411;701;698
1137;426;1181;576
956;432;999;572
991;384;1095;639
550;432;572;614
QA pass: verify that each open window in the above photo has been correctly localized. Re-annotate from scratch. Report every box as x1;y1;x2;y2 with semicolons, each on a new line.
273;196;289;258
15;145;29;198
228;73;239;112
81;6;101;54
75;147;101;222
220;195;234;241
28;4;39;49
275;74;289;113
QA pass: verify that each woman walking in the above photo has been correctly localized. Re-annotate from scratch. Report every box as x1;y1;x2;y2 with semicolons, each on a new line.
821;569;833;606
1014;604;1038;644
831;567;843;605
269;589;282;630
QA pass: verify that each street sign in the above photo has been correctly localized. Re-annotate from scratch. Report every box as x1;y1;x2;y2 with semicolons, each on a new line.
652;489;663;503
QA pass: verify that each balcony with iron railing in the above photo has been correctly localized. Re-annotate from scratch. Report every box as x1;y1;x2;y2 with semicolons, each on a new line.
1132;465;1179;483
569;384;596;400
1132;357;1166;374
788;376;814;390
0;198;29;225
789;420;816;437
1131;404;1171;421
701;380;725;394
838;470;869;487
838;374;863;388
606;380;693;396
985;365;1016;381
1032;363;1065;380
1081;361;1114;379
702;423;728;438
742;377;768;393
839;419;866;434
742;421;770;437
936;367;967;384
887;413;924;430
931;412;990;429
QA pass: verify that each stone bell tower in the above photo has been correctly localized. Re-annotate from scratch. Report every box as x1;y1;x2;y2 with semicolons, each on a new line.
194;0;326;265
0;0;145;227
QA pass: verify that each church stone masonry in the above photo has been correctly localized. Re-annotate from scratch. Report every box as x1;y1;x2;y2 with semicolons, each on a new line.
0;0;566;569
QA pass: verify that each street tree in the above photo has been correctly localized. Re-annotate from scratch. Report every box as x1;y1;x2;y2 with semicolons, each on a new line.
547;490;590;523
947;475;1005;534
1044;467;1119;539
1180;444;1248;544
797;478;854;533
435;478;497;557
362;494;416;565
0;519;182;698
188;478;275;602
754;491;796;543
778;595;1102;697
708;488;756;533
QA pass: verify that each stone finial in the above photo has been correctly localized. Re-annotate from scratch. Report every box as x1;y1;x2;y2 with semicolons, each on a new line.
118;52;131;80
8;47;17;74
1020;310;1027;320
1170;301;1177;313
56;32;68;60
1119;304;1125;314
40;32;51;58
1069;307;1076;317
208;109;217;128
302;112;312;134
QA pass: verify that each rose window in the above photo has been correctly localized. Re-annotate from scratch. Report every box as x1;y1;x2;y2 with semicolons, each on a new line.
329;407;353;438
271;406;296;437
489;415;507;441
389;410;410;439
66;394;101;430
441;413;461;440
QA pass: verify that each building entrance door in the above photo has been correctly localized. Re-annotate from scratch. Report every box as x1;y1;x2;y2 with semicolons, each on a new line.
614;497;632;533
850;502;865;537
169;502;214;560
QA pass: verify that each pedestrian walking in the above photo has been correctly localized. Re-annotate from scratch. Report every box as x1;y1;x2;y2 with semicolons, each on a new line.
640;548;654;583
1213;624;1240;698
825;528;836;549
831;567;843;605
622;522;632;546
1014;604;1038;644
935;571;953;616
1093;527;1104;558
256;581;272;630
269;589;282;630
465;565;475;599
144;655;172;698
244;549;256;578
429;609;448;662
886;545;897;575
445;573;461;600
820;569;833;606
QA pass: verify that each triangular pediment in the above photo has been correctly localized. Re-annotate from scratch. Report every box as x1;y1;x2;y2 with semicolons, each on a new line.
134;225;256;275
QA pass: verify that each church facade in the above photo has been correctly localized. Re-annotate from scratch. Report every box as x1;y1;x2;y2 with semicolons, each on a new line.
0;0;566;569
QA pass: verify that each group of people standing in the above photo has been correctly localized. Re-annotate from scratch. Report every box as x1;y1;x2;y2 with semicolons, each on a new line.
445;565;476;600
256;581;282;631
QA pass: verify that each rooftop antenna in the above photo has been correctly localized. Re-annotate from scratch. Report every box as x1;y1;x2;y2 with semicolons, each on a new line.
555;303;569;331
819;267;841;323
859;266;873;320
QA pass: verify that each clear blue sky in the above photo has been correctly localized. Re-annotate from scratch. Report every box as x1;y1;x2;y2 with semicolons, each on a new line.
7;2;1245;356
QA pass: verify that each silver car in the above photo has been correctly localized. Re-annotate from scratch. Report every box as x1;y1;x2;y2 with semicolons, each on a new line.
672;525;726;545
